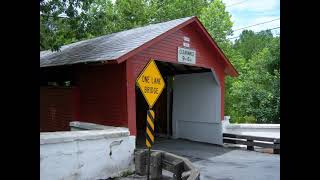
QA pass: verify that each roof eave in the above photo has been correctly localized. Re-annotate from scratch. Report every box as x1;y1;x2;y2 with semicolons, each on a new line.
40;59;118;68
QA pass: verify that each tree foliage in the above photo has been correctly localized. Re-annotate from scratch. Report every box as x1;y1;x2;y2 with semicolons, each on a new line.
233;30;274;60
199;0;233;46
226;31;280;123
40;0;95;51
148;0;209;23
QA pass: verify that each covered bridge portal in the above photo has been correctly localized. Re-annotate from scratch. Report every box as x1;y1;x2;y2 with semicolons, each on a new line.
40;16;238;145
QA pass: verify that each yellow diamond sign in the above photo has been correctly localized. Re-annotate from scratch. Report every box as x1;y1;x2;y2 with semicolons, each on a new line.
136;59;165;109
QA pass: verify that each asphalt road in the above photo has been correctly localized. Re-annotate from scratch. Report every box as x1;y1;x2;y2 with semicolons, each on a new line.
149;138;280;180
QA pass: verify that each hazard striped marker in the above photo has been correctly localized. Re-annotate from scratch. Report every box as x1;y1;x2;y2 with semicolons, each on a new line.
146;110;155;180
146;110;155;148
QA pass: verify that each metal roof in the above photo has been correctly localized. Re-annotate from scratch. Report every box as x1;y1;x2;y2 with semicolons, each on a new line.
40;17;193;67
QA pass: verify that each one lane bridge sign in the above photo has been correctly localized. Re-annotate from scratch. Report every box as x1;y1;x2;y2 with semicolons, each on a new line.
136;59;165;109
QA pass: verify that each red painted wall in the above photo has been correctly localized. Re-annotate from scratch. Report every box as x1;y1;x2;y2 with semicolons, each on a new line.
74;63;128;127
40;87;79;132
126;22;226;135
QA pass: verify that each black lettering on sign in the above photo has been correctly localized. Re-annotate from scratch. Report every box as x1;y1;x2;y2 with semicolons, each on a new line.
152;77;160;84
142;76;150;83
144;86;159;94
154;87;158;94
144;86;149;93
179;49;194;56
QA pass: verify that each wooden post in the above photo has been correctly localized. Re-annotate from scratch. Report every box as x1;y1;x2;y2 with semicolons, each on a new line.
247;139;254;151
274;141;280;154
150;151;162;179
134;150;147;175
147;148;151;180
173;160;184;180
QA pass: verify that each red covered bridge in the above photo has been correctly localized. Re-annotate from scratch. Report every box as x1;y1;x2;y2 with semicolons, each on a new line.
40;16;238;145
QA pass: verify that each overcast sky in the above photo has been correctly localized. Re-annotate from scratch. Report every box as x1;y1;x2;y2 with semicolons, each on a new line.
223;0;280;39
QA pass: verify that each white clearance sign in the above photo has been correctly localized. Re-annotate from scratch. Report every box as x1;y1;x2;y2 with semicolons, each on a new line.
177;47;196;65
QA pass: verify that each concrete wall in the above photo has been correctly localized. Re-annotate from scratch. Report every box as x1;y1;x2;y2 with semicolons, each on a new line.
222;117;280;138
40;128;135;180
172;72;222;145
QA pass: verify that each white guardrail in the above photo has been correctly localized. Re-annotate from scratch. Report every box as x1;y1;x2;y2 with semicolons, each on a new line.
222;116;280;139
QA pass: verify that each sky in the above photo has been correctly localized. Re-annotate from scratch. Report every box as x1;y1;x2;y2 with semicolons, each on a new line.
222;0;280;40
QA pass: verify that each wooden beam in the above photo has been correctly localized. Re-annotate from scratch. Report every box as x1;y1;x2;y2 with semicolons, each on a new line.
183;65;194;73
156;62;173;75
166;62;182;74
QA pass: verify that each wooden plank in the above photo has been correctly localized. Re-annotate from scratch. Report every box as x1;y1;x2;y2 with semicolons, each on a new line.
162;159;184;173
223;138;280;149
223;133;280;143
162;160;175;172
162;153;184;174
173;161;184;180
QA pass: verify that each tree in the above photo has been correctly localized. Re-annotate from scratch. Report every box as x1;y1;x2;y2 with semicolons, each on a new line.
84;0;118;37
40;0;95;51
199;0;233;46
233;29;274;60
148;0;209;23
113;0;150;31
40;0;153;51
225;30;280;124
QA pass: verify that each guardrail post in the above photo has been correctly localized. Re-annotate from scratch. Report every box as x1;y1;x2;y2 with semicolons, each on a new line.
274;140;280;154
247;139;254;151
173;160;184;180
134;150;147;175
150;151;162;179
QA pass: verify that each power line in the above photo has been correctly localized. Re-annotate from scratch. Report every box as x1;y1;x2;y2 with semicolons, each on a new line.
226;0;250;7
228;26;280;40
233;18;280;32
228;26;280;39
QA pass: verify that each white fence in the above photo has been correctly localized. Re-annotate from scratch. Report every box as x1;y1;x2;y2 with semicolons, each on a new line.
40;123;135;180
222;116;280;138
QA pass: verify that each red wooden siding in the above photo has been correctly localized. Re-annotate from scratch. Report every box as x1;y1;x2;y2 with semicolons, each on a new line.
40;87;79;132
126;22;226;135
74;63;128;127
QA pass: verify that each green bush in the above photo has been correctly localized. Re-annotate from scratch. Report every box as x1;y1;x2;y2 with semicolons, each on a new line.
231;116;256;124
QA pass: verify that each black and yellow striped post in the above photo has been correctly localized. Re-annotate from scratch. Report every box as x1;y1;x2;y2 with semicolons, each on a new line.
136;59;165;179
146;110;155;180
146;110;155;148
